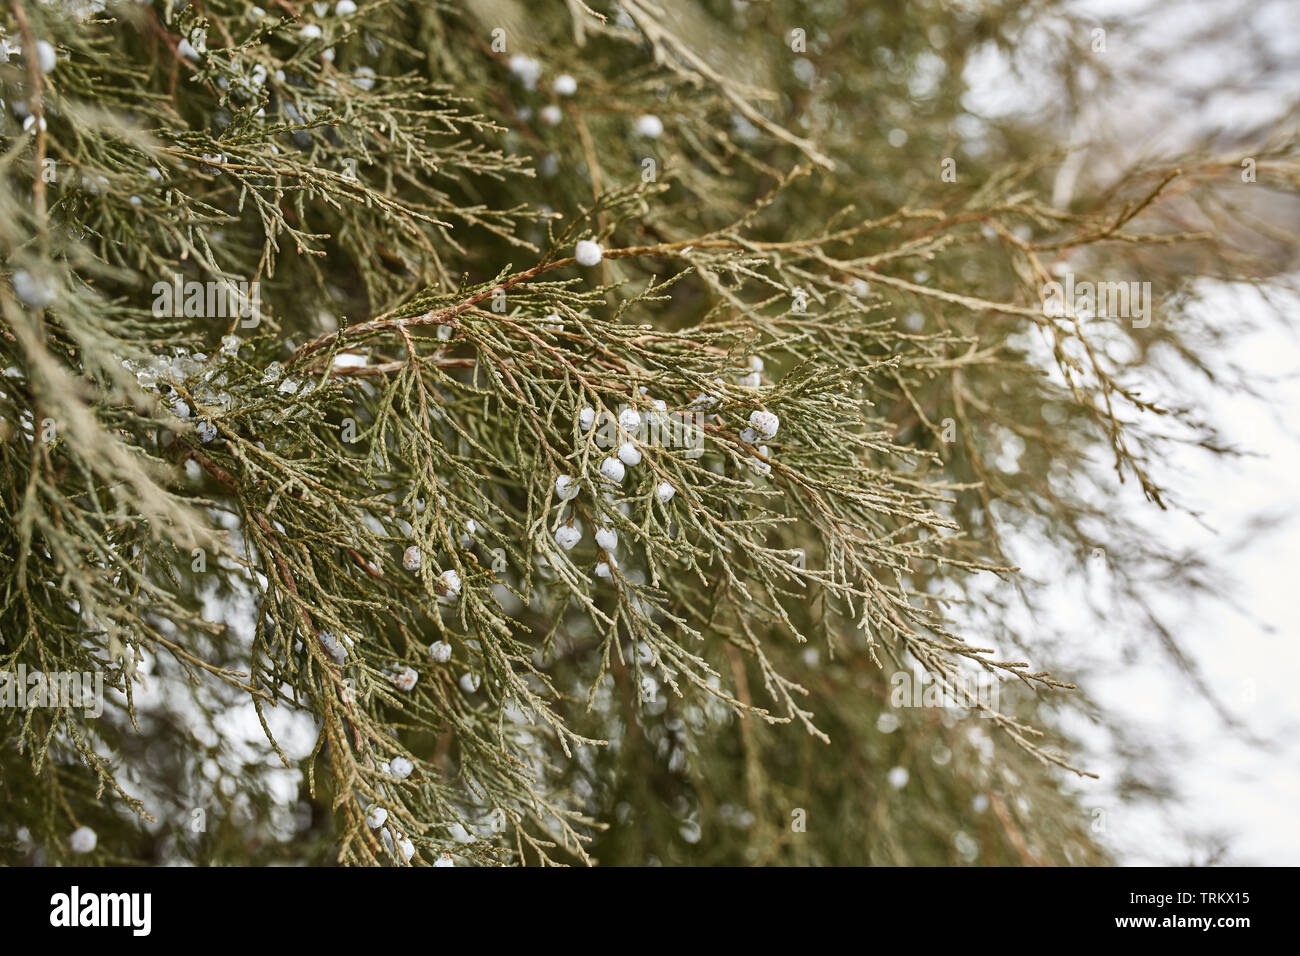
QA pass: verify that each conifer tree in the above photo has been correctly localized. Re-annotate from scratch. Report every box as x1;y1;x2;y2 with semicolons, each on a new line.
1;0;1295;865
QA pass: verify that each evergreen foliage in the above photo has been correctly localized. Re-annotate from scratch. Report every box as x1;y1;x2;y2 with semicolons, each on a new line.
1;0;1295;865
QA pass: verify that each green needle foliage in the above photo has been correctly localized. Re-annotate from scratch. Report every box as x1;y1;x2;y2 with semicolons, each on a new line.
1;0;1295;865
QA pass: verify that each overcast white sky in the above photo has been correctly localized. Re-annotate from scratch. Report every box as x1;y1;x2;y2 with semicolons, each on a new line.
1024;283;1300;865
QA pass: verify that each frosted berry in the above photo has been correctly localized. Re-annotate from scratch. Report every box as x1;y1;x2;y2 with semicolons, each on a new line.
574;240;603;266
748;409;779;439
438;569;462;604
555;474;580;501
508;54;541;89
36;40;57;74
320;631;348;664
599;457;625;483
635;114;664;138
68;826;97;854
397;835;415;861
